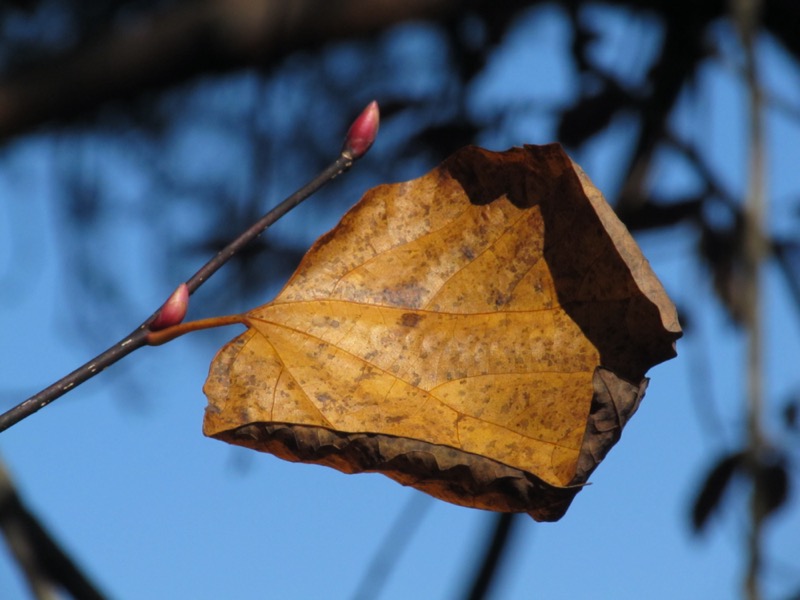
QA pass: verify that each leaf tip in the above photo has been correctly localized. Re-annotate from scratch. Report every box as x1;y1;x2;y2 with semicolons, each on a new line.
342;100;379;160
150;283;189;331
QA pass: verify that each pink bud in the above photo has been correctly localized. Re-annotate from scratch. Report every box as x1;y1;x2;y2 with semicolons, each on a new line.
342;100;379;160
150;283;189;331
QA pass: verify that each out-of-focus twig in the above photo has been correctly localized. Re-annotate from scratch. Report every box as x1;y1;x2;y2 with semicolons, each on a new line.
0;459;106;600
733;0;767;598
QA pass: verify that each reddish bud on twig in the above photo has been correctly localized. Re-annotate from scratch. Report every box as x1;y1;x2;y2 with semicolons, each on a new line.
342;100;379;160
0;105;371;433
150;283;189;331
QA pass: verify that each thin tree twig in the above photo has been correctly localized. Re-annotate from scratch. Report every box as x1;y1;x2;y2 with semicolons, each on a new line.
0;459;107;600
734;0;767;598
351;493;431;600
0;101;379;434
464;513;520;600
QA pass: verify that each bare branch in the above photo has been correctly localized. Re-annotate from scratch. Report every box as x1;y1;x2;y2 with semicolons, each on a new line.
0;101;380;432
0;0;456;142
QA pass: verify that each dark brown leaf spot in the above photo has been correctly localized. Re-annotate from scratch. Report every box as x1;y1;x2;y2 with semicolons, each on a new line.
400;312;423;327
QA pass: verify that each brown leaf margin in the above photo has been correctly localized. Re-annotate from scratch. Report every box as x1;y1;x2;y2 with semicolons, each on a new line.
210;367;646;521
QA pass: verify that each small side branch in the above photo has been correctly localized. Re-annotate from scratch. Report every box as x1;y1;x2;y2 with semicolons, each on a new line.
0;101;379;433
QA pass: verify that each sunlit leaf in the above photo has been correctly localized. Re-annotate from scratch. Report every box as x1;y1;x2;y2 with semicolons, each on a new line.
203;144;681;521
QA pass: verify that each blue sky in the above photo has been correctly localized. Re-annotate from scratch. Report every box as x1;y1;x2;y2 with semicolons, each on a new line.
2;5;800;599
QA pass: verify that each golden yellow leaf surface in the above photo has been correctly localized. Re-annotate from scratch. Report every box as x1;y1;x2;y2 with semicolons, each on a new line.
203;144;681;521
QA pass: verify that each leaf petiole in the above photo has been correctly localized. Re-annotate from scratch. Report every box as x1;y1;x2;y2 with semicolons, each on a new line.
145;315;249;346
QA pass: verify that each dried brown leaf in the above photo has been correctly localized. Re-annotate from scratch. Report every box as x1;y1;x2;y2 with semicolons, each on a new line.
203;144;681;521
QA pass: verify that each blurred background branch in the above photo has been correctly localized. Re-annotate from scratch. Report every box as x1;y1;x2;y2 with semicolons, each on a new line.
0;459;105;600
